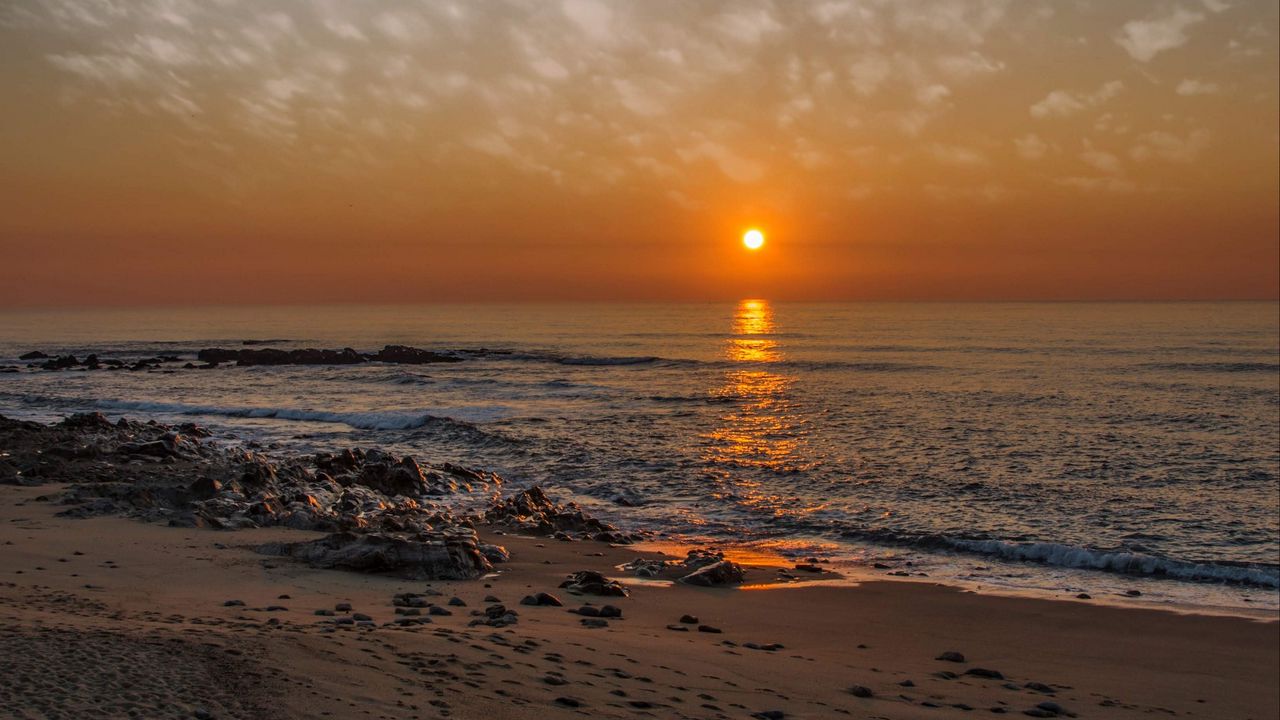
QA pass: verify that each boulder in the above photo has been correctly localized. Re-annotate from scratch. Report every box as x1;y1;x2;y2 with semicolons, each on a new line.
678;559;746;587
259;531;492;580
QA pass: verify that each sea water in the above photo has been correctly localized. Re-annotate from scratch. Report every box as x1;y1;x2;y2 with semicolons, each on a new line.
1;301;1276;613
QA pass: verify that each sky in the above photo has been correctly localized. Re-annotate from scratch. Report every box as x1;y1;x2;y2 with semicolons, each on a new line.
1;0;1277;305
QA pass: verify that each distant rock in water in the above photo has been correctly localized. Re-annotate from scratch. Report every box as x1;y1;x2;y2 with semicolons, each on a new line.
196;347;364;366
194;345;460;366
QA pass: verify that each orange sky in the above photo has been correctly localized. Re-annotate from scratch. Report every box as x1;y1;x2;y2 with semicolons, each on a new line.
1;0;1277;305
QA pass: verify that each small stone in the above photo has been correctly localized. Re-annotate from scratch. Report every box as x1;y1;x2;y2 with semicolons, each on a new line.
553;697;581;708
428;606;452;616
543;674;568;686
697;625;722;634
448;596;466;606
753;711;785;720
352;613;372;622
598;605;622;618
679;614;699;624
666;624;689;632
898;680;915;687
222;600;245;607
1124;589;1142;597
849;685;873;698
581;618;609;628
1075;593;1091;600
966;668;1005;680
936;651;965;663
483;595;500;602
1035;701;1069;715
193;709;213;720
1025;682;1054;694
335;602;352;612
314;609;335;616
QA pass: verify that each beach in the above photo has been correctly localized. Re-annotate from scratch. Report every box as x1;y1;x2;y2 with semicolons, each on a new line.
1;414;1276;720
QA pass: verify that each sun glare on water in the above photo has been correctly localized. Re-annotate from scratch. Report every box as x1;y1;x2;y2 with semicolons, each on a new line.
743;229;765;250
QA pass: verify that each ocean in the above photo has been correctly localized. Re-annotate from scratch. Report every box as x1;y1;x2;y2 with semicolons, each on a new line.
2;301;1277;613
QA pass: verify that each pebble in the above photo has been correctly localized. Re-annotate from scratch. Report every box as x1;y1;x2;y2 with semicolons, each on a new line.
966;667;1005;679
448;597;467;607
1025;682;1054;694
553;697;581;708
314;609;335;616
335;602;352;612
898;680;915;687
679;614;699;624
849;685;873;698
936;651;966;662
352;613;372;621
752;711;785;720
697;625;722;634
581;618;609;628
1125;590;1142;597
428;606;452;616
222;600;245;607
666;624;689;632
1075;593;1091;600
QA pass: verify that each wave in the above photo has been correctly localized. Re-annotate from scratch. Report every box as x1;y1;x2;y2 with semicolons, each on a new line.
1140;362;1279;373
841;529;1280;588
91;399;507;431
558;355;661;366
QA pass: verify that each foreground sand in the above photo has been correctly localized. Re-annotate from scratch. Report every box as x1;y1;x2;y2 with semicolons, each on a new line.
1;482;1276;720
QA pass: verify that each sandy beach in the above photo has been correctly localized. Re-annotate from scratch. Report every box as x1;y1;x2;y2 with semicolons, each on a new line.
2;472;1276;719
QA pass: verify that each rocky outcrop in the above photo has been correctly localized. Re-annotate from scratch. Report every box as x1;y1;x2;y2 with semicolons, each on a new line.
368;345;461;364
484;486;632;542
196;348;364;366
259;531;491;580
558;570;629;597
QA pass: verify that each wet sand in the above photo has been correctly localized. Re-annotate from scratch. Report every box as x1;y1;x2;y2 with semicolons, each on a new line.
1;482;1276;719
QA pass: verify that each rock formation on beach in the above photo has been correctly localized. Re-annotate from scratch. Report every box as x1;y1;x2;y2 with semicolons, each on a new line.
0;412;636;582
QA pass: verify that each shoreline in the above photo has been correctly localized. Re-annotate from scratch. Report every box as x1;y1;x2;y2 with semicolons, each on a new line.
2;482;1277;719
0;412;1277;718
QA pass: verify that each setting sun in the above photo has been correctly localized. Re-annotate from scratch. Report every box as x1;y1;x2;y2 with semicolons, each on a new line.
743;229;765;251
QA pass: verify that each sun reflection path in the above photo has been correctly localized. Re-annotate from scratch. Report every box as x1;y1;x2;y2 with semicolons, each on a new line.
702;300;821;521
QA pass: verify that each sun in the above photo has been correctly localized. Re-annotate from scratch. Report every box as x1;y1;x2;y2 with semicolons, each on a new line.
743;229;765;250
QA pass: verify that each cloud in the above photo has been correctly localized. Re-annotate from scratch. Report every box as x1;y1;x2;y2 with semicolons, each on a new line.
930;143;987;167
1030;81;1124;118
677;140;765;183
1130;129;1213;162
1080;144;1122;174
1116;7;1205;62
1175;78;1219;95
1014;133;1049;160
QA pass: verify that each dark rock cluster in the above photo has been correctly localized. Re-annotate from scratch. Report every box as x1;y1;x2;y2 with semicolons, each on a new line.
0;413;625;583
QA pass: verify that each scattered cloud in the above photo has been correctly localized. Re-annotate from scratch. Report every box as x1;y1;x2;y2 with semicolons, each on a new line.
1116;7;1205;62
1176;78;1220;95
1030;81;1124;119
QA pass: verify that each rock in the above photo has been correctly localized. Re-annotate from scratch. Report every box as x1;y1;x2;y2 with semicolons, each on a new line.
222;600;245;607
314;609;335;616
1022;710;1056;718
581;618;609;628
484;486;622;540
448;597;467;607
335;603;352;612
679;559;746;586
520;591;563;607
558;570;629;597
697;625;722;634
1124;589;1142;597
553;697;581;708
1035;701;1071;715
598;605;622;618
966;668;1005;679
666;624;689;632
936;651;966;663
258;531;492;581
193;708;213;720
1075;593;1091;600
352;613;372;621
898;680;915;687
849;685;874;698
19;351;49;360
1025;682;1054;694
543;674;568;686
196;347;365;366
679;614;699;624
368;345;461;364
753;711;785;720
573;605;600;617
428;606;451;616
